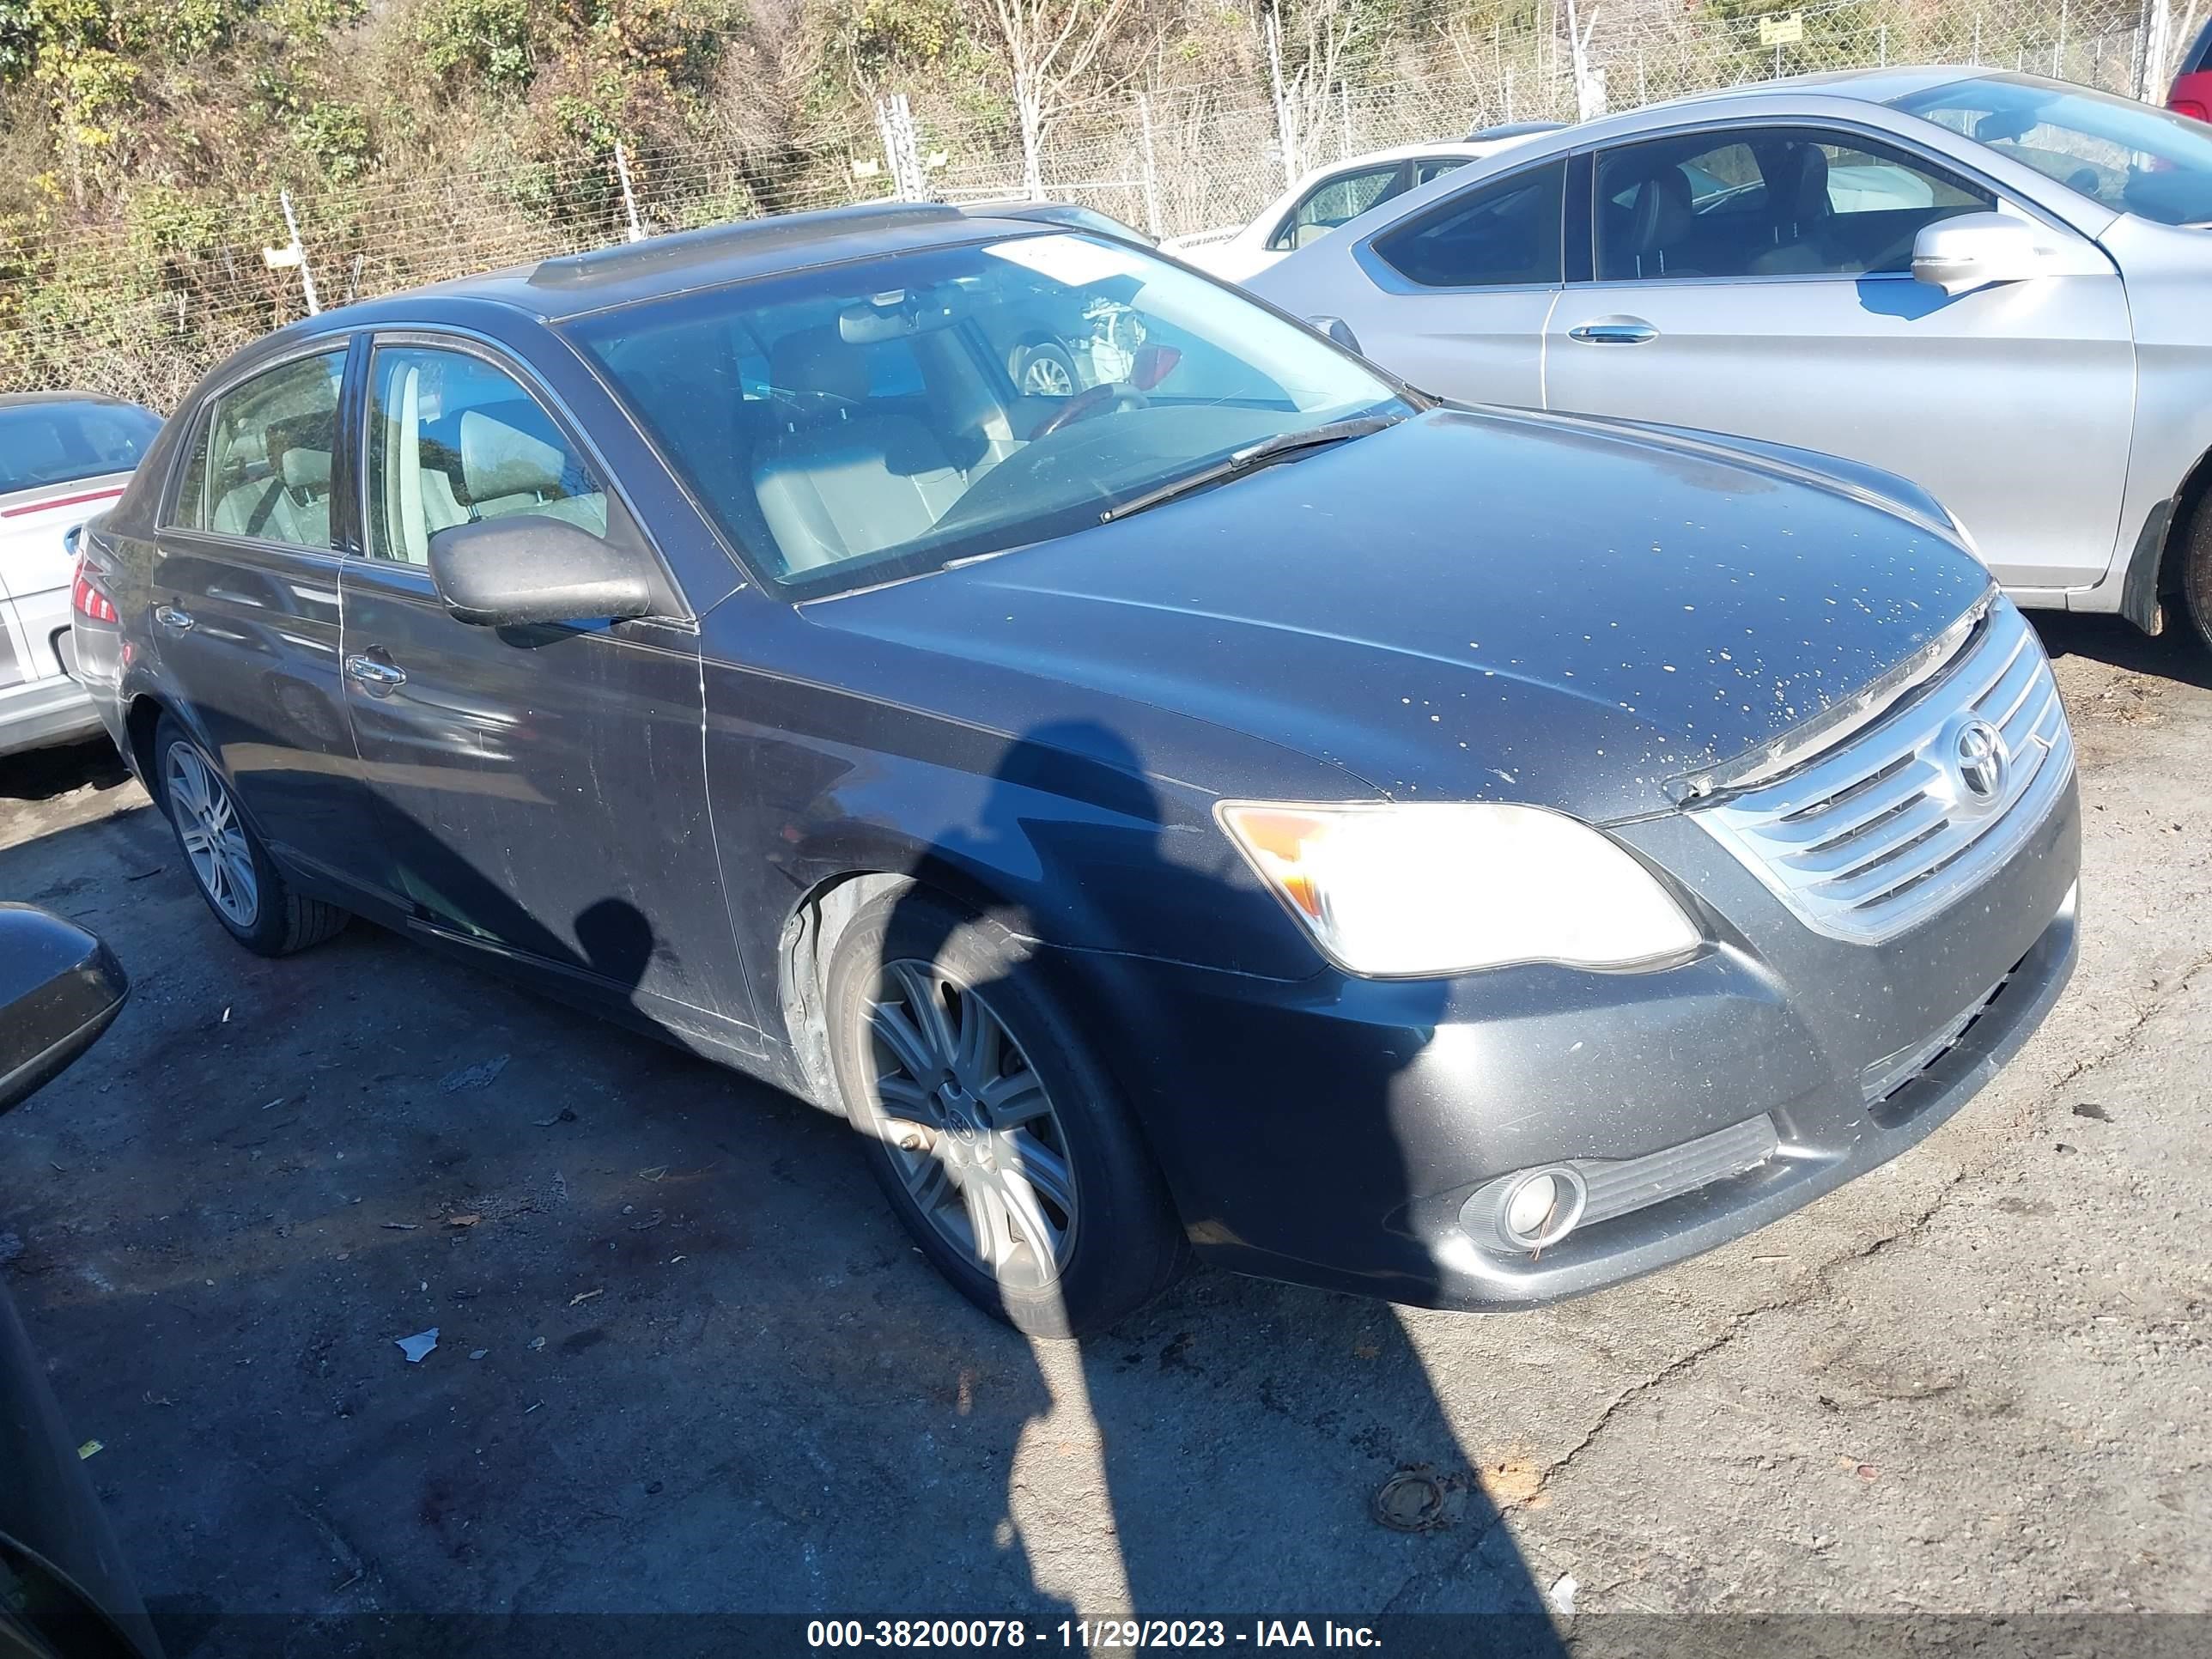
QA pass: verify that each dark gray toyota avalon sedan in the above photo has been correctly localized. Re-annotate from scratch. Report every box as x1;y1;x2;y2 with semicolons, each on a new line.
71;202;2079;1336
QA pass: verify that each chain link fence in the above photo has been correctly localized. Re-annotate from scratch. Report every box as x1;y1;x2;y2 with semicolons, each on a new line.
0;0;2179;405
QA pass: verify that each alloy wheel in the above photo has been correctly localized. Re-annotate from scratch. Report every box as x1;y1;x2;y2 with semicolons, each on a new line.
166;743;258;929
865;959;1077;1291
1021;356;1075;398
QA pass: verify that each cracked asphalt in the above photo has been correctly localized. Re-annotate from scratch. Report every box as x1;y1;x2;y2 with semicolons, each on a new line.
0;612;2206;1644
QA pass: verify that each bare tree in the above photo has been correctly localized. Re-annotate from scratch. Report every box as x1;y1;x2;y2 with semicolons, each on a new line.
1264;0;1372;181
982;0;1143;198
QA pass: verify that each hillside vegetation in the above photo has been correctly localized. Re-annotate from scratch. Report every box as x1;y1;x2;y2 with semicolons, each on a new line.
0;0;2133;399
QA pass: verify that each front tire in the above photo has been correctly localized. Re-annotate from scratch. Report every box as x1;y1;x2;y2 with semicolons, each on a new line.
823;889;1186;1337
1009;340;1079;400
154;716;349;957
2180;489;2212;654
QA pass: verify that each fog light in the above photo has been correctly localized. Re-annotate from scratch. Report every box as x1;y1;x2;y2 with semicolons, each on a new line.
1459;1164;1589;1254
1506;1175;1561;1239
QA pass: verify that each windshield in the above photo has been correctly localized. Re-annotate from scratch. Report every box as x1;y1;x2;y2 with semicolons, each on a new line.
566;232;1406;593
1893;74;2212;226
0;399;161;495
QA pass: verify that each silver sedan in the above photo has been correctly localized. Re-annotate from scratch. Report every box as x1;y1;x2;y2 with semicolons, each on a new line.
1251;69;2212;647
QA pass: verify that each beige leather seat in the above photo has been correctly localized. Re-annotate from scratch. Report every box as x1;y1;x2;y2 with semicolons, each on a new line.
458;410;605;534
750;328;968;574
213;418;334;546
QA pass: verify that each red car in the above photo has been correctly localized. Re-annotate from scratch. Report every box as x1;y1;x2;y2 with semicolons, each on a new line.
2170;16;2212;121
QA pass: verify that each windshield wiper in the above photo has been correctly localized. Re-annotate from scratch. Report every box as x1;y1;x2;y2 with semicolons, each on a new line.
1097;413;1405;524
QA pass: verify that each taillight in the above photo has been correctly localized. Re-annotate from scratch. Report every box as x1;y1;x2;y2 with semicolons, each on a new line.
2173;99;2210;121
71;554;119;624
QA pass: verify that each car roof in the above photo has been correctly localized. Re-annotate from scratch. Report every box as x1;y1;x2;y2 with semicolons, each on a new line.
1322;138;1529;168
273;201;1069;339
1363;66;1997;177
1668;64;1980;104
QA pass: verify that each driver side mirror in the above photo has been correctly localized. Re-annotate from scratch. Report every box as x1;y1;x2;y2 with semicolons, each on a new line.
1911;213;2045;295
428;515;654;628
0;905;127;1118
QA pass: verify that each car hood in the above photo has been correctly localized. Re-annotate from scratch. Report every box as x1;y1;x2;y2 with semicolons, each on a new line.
805;407;1991;823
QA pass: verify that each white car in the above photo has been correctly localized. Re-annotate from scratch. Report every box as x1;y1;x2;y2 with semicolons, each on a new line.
1;392;162;757
1166;131;1555;283
1249;69;2212;644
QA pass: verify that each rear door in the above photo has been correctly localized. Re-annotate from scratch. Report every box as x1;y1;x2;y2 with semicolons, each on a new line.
149;343;392;895
339;333;757;1041
1541;122;2134;592
1331;158;1568;410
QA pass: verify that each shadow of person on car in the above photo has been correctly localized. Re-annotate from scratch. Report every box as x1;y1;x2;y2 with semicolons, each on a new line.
859;720;1565;1645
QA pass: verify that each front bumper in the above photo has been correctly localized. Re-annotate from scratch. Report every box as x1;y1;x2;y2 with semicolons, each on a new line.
0;673;103;758
1047;770;2080;1311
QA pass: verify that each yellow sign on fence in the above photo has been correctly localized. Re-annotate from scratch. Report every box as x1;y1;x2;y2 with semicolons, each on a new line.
1759;13;1805;46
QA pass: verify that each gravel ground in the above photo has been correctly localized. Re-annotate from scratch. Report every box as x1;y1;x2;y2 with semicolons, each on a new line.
0;612;2205;1649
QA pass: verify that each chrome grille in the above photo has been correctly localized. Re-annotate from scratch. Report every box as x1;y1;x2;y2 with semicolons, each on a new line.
1687;599;2073;945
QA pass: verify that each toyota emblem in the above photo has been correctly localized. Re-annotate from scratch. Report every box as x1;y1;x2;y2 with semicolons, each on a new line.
1952;717;2007;804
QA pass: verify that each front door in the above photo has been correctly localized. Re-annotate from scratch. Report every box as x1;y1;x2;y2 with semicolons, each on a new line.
1542;125;2135;592
338;337;759;1042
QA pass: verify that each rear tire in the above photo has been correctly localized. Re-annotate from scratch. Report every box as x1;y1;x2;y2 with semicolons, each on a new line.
154;715;349;957
823;888;1187;1337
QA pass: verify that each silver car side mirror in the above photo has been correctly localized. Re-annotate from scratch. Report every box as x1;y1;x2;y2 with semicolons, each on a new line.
1310;315;1363;355
1911;213;2045;296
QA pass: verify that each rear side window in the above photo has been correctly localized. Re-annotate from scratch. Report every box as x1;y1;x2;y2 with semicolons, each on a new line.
181;352;346;548
1371;161;1565;289
366;346;611;565
0;401;161;495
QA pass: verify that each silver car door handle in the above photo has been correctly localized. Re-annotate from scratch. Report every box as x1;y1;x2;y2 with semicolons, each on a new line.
343;654;407;692
1568;318;1659;344
154;605;193;631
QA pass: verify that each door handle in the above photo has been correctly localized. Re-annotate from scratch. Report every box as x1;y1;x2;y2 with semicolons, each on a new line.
154;605;194;631
1568;318;1659;344
343;653;407;694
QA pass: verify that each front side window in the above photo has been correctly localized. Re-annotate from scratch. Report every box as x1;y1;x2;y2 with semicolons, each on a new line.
0;400;161;495
1894;73;2212;226
1370;161;1565;289
189;352;345;547
1269;165;1403;252
1594;128;1990;281
366;347;609;565
568;232;1404;592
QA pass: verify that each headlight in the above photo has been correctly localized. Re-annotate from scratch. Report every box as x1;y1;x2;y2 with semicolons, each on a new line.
1216;801;1700;978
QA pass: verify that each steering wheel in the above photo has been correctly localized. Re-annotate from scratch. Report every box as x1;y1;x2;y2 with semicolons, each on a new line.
1035;381;1149;439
